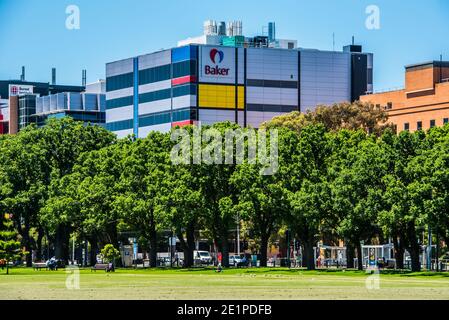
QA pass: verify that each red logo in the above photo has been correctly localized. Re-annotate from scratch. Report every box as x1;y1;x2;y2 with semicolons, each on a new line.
10;86;18;95
210;49;224;64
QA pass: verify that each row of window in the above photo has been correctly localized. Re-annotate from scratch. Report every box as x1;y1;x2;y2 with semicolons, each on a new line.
106;108;195;132
107;61;198;92
107;85;197;110
246;79;298;89
139;64;171;85
106;96;134;110
106;118;133;132
404;118;449;131
139;108;193;127
106;72;134;92
139;85;197;104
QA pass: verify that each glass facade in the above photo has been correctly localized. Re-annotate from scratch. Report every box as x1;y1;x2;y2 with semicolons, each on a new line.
18;95;36;129
172;60;197;79
106;72;134;92
139;64;171;85
106;96;134;109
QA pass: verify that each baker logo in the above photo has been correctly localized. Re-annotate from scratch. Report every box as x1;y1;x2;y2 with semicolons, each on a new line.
210;49;224;64
205;48;230;76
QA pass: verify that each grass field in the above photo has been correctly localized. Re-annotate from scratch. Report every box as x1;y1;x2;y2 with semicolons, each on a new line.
1;267;449;300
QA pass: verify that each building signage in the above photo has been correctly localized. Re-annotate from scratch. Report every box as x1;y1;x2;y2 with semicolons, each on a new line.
200;47;235;84
9;84;34;97
205;49;230;76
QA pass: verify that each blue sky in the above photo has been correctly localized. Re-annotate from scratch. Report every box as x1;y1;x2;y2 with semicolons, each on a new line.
0;0;448;91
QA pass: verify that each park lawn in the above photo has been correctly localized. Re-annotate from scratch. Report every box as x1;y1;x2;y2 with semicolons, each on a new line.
1;268;449;300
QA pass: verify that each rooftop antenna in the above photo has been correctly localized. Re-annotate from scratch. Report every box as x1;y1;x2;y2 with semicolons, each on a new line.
20;66;25;81
82;69;87;86
51;68;56;85
332;33;335;51
440;54;443;83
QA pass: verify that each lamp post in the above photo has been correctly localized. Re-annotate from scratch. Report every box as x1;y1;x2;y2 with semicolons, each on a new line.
236;214;240;256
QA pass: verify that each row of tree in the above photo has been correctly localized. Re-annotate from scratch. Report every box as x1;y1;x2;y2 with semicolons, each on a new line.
1;102;449;272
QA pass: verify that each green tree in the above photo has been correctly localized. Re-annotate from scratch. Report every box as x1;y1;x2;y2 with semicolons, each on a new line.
100;244;120;266
332;132;388;270
264;101;394;135
379;130;428;271
282;124;334;270
39;118;116;263
0;215;27;274
116;133;171;268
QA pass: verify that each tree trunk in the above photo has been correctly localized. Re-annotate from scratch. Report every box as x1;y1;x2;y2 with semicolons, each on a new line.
357;242;364;271
346;241;355;269
393;236;405;269
23;231;33;267
148;226;157;268
55;225;70;264
221;234;230;268
89;237;98;266
178;222;195;268
407;224;421;272
260;234;269;267
303;240;316;270
36;228;44;261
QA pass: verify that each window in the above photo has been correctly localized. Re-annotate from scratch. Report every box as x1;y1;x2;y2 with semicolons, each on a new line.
106;96;134;109
139;64;171;85
139;89;171;104
430;120;436;128
417;121;423;131
387;102;393;110
404;123;410;131
444;118;449;125
173;85;197;97
106;72;134;92
172;60;197;79
106;119;133;131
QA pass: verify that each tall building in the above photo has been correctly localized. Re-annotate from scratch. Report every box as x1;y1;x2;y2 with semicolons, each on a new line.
360;60;449;132
0;78;106;134
106;42;373;138
0;80;85;134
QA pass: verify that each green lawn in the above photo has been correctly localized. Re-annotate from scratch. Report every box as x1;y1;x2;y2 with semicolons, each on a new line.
1;267;449;300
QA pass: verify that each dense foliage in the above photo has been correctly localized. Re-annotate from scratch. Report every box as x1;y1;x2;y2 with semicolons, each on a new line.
1;105;448;272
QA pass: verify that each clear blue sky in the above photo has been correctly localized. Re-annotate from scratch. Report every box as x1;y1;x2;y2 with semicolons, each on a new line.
0;0;448;91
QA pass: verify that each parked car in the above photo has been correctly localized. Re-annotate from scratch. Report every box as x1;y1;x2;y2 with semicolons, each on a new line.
194;251;212;265
229;255;243;267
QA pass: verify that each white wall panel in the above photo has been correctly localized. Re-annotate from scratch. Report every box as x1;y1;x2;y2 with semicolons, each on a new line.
173;95;196;110
106;58;134;78
246;111;285;128
246;87;298;106
114;129;133;139
138;123;172;137
138;50;171;70
139;99;171;116
139;80;171;94
106;105;133;122
106;87;133;100
198;109;235;125
300;50;351;112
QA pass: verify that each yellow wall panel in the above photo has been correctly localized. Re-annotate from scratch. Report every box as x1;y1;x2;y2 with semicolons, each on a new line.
199;84;245;110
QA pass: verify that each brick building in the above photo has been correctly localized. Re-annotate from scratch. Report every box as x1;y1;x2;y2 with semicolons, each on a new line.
360;61;449;132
